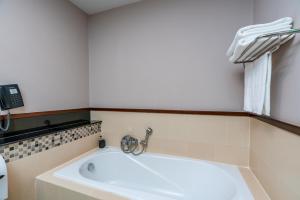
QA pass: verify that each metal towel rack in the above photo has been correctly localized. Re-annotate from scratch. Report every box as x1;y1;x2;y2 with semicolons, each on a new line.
234;28;300;64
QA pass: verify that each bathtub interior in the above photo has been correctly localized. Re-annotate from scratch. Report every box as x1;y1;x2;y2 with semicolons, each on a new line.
79;154;185;199
55;147;253;200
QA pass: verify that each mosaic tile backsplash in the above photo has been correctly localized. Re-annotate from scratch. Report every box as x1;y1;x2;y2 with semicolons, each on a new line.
0;121;102;163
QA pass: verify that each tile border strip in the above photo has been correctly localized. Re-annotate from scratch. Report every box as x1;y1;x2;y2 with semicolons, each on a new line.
0;121;101;163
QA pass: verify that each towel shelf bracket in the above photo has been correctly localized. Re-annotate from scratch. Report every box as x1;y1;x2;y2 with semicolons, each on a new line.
234;28;300;64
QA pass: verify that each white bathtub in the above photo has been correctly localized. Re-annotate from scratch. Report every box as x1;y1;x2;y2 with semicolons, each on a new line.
54;147;253;200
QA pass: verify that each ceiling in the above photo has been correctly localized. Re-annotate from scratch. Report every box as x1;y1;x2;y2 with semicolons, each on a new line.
69;0;143;15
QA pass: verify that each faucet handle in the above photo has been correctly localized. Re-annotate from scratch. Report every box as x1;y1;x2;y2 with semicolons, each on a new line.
121;135;138;153
146;127;153;135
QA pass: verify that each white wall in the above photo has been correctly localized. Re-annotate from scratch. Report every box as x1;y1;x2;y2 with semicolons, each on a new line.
89;0;253;111
0;0;89;113
254;0;300;126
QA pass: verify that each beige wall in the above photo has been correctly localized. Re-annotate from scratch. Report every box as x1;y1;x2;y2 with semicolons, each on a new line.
91;111;250;166
0;0;89;114
89;0;253;111
254;0;300;126
7;133;100;200
250;118;300;200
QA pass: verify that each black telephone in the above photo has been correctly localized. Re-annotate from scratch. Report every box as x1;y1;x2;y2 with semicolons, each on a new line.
0;84;24;110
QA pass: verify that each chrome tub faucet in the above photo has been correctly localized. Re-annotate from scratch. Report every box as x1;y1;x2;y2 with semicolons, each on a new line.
120;127;153;155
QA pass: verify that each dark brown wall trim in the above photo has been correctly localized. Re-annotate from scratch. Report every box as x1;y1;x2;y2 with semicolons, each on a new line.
2;107;300;136
253;115;300;136
2;108;90;119
90;107;249;116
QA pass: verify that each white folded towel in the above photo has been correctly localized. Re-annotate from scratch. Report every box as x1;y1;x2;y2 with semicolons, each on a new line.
227;17;293;57
227;17;295;116
244;52;272;115
229;32;294;62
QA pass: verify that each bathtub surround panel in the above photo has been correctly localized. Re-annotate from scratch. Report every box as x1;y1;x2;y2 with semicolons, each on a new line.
89;0;253;111
36;180;99;200
91;111;250;166
0;0;89;114
0;121;101;162
250;118;300;200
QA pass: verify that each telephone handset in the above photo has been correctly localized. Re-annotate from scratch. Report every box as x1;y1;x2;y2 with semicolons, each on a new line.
0;84;24;131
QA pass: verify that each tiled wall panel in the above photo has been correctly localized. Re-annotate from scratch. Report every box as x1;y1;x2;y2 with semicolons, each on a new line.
92;111;250;166
0;122;101;162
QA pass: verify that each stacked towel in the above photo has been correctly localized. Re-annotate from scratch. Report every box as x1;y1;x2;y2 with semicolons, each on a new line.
227;17;293;58
228;34;293;63
227;17;294;116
